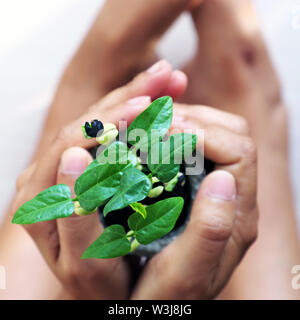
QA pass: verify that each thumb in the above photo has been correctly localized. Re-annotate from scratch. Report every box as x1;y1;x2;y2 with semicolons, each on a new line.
184;170;236;268
56;147;103;258
170;170;237;296
132;170;237;299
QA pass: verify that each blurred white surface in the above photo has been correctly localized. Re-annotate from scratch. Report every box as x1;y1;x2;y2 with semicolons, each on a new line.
0;0;299;227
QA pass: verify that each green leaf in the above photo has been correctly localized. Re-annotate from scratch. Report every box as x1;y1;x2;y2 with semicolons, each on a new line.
84;141;137;173
75;166;124;211
148;133;197;182
127;96;173;151
128;197;184;245
81;225;131;259
81;125;92;139
12;184;74;224
75;142;137;211
130;202;147;219
103;168;151;216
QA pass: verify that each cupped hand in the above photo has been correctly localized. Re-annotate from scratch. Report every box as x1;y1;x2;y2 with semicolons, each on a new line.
13;61;187;299
131;103;258;299
14;63;258;300
37;0;194;159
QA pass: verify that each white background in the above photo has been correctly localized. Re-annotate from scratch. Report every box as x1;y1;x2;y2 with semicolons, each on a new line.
0;0;299;228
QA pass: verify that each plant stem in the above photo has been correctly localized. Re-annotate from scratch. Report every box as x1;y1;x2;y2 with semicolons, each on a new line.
126;230;134;237
130;238;140;252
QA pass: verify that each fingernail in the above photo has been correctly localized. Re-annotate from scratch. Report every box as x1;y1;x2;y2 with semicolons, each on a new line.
171;69;187;84
59;147;89;178
146;60;166;74
127;96;151;105
206;170;236;201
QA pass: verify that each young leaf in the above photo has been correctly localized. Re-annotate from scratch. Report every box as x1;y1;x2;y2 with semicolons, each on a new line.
75;142;137;211
127;96;173;150
148;133;197;182
75;165;124;211
81;225;131;259
84;141;137;173
12;184;74;224
103;168;151;216
130;202;147;219
128;197;184;245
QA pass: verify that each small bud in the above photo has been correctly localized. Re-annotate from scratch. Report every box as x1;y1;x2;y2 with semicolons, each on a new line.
164;172;184;192
151;176;160;184
74;201;96;216
96;123;118;146
82;119;104;138
130;238;140;252
103;123;117;132
148;186;164;198
137;164;143;171
164;175;179;192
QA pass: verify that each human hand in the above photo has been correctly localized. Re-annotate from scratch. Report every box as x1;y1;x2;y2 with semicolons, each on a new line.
41;0;196;155
180;0;298;300
14;62;257;300
13;61;187;299
131;104;258;299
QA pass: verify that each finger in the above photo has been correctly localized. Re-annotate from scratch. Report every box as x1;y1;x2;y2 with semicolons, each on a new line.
27;61;175;192
199;127;258;274
55;147;103;259
132;170;237;299
173;103;249;135
17;61;185;264
14;148;96;266
97;60;182;107
55;147;129;299
201;126;257;213
172;122;255;168
32;61;186;191
169;124;258;249
161;70;188;101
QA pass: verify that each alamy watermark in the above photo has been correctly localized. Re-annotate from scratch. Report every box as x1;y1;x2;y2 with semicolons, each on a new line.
291;265;300;290
95;121;205;176
0;265;6;290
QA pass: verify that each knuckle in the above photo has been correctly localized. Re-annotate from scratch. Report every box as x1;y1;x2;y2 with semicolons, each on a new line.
192;214;233;243
156;250;208;299
60;259;83;284
235;116;249;134
240;137;257;164
248;226;258;245
245;214;259;246
154;250;185;292
161;267;189;297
